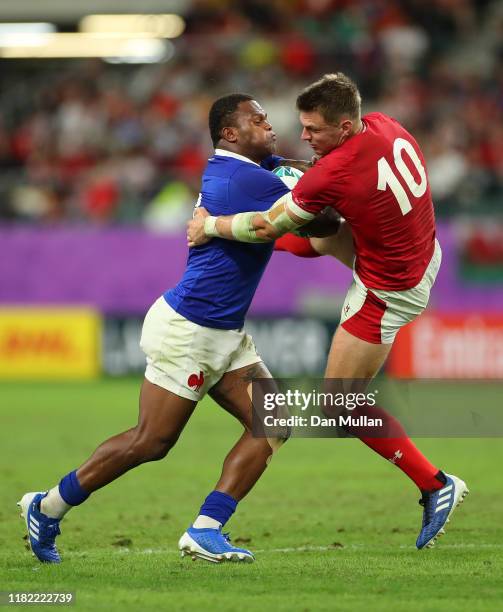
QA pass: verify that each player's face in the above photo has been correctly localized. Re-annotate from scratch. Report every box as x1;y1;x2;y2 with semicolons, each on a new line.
233;100;277;162
299;111;352;157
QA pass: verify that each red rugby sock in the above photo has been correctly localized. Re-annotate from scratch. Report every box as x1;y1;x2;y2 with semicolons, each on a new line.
348;404;444;492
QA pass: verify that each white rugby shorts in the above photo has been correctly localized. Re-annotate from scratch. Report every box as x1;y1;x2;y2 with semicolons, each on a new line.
140;297;262;401
341;239;442;344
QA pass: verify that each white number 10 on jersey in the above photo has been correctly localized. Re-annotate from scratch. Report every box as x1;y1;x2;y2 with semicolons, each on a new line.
377;137;427;215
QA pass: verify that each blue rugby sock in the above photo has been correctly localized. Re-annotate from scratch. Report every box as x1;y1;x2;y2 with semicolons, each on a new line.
58;470;90;506
198;490;237;527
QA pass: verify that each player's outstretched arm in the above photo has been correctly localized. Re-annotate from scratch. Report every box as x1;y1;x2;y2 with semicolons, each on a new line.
187;194;315;247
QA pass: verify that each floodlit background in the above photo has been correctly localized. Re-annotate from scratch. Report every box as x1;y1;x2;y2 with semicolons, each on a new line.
0;0;502;380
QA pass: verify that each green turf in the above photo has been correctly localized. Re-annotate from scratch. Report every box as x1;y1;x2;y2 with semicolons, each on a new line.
1;379;502;611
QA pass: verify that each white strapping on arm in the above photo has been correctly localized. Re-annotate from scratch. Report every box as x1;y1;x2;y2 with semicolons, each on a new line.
232;192;316;242
204;192;316;243
204;215;219;237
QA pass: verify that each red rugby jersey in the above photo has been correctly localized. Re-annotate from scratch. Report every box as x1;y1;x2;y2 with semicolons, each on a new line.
292;113;436;290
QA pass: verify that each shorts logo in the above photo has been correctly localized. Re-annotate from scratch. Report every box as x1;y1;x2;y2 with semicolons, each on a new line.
344;304;351;315
188;370;204;391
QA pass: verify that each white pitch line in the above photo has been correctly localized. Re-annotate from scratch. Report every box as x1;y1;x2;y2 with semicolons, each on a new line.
60;542;503;558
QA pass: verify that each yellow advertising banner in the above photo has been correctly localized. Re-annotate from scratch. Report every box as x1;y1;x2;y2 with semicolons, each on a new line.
0;308;101;379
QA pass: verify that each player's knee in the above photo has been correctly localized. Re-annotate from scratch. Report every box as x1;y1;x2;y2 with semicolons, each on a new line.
144;438;173;461
129;429;178;463
267;433;289;455
309;236;335;256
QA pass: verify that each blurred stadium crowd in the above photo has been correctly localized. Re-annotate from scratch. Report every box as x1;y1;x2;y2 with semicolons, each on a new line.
0;0;501;227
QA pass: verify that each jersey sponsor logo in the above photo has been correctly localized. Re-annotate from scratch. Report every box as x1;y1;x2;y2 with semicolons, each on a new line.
188;370;205;391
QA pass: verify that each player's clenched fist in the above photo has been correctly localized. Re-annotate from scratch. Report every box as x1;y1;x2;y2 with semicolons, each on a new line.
187;207;210;247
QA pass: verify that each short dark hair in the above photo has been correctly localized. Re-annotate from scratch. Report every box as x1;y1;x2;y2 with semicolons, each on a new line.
209;93;254;147
296;73;361;125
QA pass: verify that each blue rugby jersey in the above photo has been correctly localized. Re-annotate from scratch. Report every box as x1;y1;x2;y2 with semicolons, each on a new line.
164;150;288;329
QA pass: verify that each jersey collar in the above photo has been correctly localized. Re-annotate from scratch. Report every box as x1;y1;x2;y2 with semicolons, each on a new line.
214;148;260;167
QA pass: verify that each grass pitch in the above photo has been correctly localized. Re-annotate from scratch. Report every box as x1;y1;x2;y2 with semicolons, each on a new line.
1;379;502;611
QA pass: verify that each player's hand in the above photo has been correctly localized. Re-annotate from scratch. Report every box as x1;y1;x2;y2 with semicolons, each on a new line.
187;207;211;247
277;159;312;173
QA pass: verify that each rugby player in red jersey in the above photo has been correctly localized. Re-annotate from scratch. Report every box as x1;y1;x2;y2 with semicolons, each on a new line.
187;73;469;549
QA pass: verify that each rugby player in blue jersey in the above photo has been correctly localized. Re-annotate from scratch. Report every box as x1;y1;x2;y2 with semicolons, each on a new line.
19;94;297;564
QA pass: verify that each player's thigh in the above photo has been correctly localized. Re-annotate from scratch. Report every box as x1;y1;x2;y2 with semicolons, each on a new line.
209;361;272;430
325;325;392;380
137;378;197;442
310;220;354;269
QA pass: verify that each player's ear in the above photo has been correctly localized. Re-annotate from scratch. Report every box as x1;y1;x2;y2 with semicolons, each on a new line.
221;126;238;143
341;118;353;135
